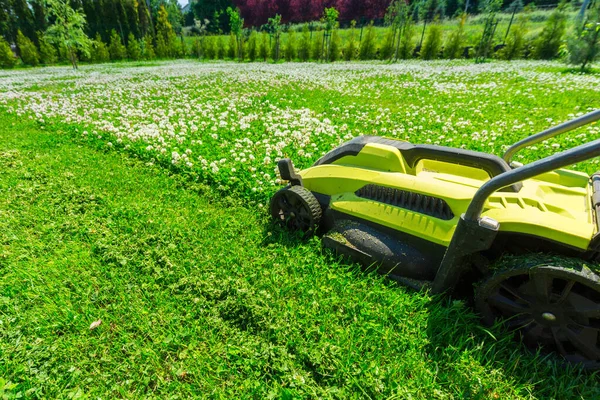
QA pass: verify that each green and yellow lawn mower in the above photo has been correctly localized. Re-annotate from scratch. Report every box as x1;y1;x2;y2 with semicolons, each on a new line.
270;109;600;369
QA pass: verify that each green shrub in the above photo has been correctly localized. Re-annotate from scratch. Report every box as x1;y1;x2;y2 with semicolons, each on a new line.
420;24;442;60
247;32;257;61
127;33;141;60
475;0;503;62
108;30;127;61
91;34;110;63
216;36;226;59
397;21;415;60
311;30;322;60
191;38;202;58
343;21;357;61
172;36;185;58
329;30;341;62
258;32;269;61
239;36;246;61
155;5;176;58
227;33;236;59
359;22;376;60
532;1;568;60
567;1;600;70
38;34;58;65
497;14;528;60
298;24;310;61
16;30;40;66
380;28;394;60
444;14;466;59
141;35;156;60
0;37;17;69
204;36;216;59
284;30;296;61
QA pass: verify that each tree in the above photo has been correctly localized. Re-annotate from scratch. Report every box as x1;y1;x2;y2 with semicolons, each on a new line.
567;0;600;70
444;12;466;59
216;35;226;58
38;33;58;64
385;0;411;61
497;7;530;60
192;0;233;33
311;28;322;60
380;28;395;60
90;33;110;62
267;14;282;62
227;7;243;60
503;0;524;45
329;29;341;61
322;7;339;62
284;29;296;61
359;21;376;60
108;29;127;60
258;31;269;61
421;22;442;59
474;0;502;62
415;0;446;48
155;4;176;57
343;20;357;60
141;34;156;59
127;32;142;60
227;32;236;58
10;0;36;43
44;0;91;69
16;29;40;66
532;1;568;60
298;23;310;61
247;30;258;61
0;36;16;68
397;18;415;59
204;35;216;59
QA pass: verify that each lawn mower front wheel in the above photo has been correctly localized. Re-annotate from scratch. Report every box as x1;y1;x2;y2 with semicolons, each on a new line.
476;260;600;369
270;185;322;233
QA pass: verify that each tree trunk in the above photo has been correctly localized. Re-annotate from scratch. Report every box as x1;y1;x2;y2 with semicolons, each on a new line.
68;45;77;69
390;26;397;61
504;7;517;45
394;24;404;61
321;32;326;62
419;20;427;48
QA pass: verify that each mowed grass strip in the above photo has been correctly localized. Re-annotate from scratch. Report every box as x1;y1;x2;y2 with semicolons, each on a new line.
0;115;598;398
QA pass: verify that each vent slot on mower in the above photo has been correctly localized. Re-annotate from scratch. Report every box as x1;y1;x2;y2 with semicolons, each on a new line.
355;184;454;220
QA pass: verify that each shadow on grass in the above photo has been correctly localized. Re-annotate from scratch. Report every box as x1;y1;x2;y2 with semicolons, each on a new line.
560;66;600;75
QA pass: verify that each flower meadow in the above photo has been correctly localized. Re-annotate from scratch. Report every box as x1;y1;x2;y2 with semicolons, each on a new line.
1;60;599;204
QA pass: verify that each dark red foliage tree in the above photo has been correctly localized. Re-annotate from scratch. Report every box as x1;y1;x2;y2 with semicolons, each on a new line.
233;0;390;27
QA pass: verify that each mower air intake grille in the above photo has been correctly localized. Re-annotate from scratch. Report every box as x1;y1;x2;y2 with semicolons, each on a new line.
355;185;454;220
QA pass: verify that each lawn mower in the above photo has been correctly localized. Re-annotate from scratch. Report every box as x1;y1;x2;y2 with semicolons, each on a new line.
270;109;600;369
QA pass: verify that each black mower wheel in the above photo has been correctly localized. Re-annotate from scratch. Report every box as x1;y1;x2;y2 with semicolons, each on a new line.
270;186;322;233
476;257;600;369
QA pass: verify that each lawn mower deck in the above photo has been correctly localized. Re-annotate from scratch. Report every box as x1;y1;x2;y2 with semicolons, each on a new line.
270;110;600;369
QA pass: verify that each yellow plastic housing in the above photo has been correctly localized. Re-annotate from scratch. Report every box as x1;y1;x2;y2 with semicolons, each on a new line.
300;143;595;250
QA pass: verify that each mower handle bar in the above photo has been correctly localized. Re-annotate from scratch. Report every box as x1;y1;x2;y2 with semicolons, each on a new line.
465;137;600;222
503;109;600;164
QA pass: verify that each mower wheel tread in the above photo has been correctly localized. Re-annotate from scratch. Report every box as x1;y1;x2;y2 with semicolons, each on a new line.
476;254;600;370
270;185;322;233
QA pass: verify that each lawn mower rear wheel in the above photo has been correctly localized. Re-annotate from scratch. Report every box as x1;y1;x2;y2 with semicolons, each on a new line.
476;258;600;369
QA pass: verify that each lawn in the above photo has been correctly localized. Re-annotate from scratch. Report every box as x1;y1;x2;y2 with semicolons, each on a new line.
0;60;599;398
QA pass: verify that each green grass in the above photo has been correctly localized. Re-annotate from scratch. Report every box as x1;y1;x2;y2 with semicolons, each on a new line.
1;103;600;397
